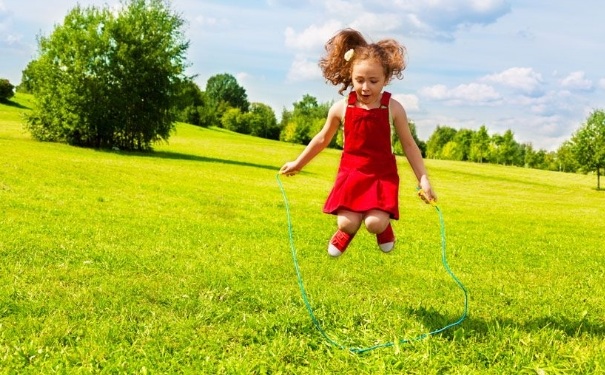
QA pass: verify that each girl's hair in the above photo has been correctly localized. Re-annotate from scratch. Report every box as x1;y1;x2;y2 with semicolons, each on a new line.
319;28;406;94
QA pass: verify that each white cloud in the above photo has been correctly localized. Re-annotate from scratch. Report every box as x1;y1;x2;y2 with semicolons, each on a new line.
350;13;402;34
420;83;501;105
560;71;593;91
599;78;605;90
393;93;420;111
481;67;543;95
388;0;512;39
284;20;342;51
194;14;229;28
286;55;321;82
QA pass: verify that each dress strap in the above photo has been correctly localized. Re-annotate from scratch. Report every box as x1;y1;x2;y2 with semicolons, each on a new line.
347;91;357;106
380;92;391;108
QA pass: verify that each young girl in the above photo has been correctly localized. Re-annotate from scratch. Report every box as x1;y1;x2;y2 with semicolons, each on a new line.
280;28;436;257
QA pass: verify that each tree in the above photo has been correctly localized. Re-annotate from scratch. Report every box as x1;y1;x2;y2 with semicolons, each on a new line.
570;109;605;189
469;125;490;163
279;94;332;146
426;125;457;159
453;129;474;161
246;103;280;140
205;73;249;122
556;141;579;173
24;0;189;150
0;79;15;102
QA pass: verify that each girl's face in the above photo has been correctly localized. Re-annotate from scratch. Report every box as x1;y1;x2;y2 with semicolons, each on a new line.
351;59;387;108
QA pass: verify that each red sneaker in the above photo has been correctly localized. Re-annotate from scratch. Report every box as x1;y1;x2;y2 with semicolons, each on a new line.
376;223;395;253
328;230;353;257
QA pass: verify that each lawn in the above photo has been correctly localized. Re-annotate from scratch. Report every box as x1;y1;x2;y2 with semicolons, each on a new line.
1;93;604;374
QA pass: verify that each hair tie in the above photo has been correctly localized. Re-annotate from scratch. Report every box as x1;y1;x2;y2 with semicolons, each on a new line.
344;49;354;62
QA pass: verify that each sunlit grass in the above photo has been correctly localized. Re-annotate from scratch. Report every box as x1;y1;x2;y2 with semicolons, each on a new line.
1;93;604;373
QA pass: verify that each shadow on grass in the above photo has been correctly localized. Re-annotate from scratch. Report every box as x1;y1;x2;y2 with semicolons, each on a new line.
454;314;605;339
406;306;604;340
106;149;279;171
0;99;30;110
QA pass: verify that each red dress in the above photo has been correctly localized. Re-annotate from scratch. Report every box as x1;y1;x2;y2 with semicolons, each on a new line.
323;91;400;219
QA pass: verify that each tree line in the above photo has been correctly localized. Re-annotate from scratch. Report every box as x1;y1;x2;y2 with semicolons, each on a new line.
2;0;603;188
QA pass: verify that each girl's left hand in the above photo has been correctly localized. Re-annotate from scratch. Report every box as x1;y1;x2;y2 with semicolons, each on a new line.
419;175;437;203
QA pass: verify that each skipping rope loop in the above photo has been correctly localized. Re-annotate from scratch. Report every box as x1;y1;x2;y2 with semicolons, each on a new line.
276;173;468;354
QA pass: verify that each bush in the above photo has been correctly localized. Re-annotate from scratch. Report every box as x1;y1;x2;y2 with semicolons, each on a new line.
0;79;15;102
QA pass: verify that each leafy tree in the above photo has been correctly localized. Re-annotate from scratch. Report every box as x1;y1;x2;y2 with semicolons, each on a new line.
173;78;205;125
469;125;490;163
246;103;279;139
0;79;15;102
205;73;249;122
440;141;463;160
453;129;474;161
280;94;332;146
555;141;579;173
221;107;248;133
426;125;457;159
570;109;605;189
24;0;189;150
523;143;542;169
490;130;521;165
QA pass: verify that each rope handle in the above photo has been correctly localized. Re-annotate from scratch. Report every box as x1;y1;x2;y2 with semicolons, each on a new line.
417;187;438;207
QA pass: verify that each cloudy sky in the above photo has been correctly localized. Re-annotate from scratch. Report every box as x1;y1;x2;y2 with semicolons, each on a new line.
2;0;604;150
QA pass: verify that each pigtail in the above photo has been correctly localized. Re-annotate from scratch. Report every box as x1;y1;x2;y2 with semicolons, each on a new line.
319;29;368;95
376;39;406;82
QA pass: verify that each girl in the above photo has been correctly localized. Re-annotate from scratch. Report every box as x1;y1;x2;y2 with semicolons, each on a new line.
280;28;436;257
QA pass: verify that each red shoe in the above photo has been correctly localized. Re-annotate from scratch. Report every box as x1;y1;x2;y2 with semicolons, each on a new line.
376;223;395;253
328;230;353;257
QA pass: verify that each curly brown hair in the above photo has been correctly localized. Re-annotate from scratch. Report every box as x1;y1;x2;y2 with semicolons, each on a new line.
319;28;407;95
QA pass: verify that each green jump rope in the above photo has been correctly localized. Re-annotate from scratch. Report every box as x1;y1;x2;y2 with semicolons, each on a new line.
276;173;468;354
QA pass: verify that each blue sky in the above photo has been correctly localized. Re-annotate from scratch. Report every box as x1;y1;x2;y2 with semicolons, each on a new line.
1;0;604;150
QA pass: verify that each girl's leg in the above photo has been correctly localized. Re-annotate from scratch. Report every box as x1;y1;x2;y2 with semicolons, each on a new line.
328;210;362;257
364;209;395;252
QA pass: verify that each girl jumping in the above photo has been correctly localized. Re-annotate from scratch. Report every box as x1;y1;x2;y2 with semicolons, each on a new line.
280;28;436;257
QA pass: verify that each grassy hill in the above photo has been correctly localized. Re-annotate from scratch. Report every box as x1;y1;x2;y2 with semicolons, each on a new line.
1;93;604;373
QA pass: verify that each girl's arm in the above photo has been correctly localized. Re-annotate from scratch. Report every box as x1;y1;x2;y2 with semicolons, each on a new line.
390;99;437;202
280;100;344;176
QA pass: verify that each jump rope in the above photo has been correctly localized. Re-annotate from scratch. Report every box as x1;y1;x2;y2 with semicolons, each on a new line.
276;173;469;354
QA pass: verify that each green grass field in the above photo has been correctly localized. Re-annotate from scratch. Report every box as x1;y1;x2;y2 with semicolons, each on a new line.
1;93;604;374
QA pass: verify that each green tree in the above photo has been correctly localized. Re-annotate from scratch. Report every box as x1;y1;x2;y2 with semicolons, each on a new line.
279;94;332;146
556;141;579;173
453;129;474;161
426;125;457;159
205;73;249;122
221;107;248;134
173;78;206;126
246;103;280;140
490;130;521;166
470;125;490;163
440;141;463;160
0;79;15;102
570;109;605;189
24;0;189;150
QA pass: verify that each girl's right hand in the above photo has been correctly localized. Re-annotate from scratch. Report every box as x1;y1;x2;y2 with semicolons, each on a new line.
280;162;301;176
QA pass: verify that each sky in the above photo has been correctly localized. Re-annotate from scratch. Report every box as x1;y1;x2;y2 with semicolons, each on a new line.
1;0;604;151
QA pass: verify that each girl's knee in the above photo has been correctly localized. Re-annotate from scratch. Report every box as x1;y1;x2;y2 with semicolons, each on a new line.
364;212;390;234
337;211;362;234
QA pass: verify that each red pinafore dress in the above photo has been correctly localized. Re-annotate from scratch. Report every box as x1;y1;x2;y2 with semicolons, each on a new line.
323;91;400;219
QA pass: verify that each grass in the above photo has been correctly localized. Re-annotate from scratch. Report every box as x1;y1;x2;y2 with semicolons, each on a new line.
1;93;604;373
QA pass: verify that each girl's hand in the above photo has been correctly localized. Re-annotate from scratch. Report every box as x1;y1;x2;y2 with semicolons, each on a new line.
418;175;437;203
280;162;301;177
